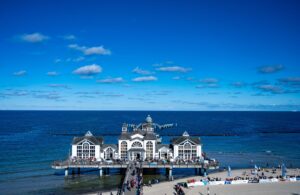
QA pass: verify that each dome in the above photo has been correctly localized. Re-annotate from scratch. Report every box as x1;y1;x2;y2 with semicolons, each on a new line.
145;115;153;123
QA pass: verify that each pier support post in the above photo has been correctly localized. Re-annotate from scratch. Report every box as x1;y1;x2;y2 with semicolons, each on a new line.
77;168;80;175
72;168;75;175
65;168;68;177
168;168;173;180
203;168;207;177
99;167;103;177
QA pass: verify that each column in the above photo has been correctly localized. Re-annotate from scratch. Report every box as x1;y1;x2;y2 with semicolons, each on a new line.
203;168;207;177
99;167;103;177
168;168;173;180
65;168;68;177
77;168;80;174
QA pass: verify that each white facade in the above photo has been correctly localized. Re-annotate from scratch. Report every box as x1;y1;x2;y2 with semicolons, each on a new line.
71;116;204;161
118;134;156;161
71;131;102;160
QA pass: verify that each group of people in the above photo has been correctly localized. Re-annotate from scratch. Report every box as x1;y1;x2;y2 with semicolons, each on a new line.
122;162;143;195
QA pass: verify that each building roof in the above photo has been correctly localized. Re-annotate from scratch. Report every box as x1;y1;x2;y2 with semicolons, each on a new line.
157;144;170;150
171;132;201;145
72;135;103;145
118;130;157;141
102;144;118;151
119;133;131;140
144;133;157;140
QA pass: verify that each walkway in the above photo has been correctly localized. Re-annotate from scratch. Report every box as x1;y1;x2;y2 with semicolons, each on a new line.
121;161;143;195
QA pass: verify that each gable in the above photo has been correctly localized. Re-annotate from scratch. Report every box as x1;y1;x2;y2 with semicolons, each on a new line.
77;139;95;145
178;139;197;146
131;134;144;139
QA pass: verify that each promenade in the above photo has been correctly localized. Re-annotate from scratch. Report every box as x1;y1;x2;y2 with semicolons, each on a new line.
120;162;143;195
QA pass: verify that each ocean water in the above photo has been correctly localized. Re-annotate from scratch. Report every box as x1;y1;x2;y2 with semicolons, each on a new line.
0;111;300;194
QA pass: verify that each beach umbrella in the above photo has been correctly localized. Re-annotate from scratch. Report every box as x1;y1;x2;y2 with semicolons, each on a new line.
228;166;231;177
281;164;286;178
254;164;258;174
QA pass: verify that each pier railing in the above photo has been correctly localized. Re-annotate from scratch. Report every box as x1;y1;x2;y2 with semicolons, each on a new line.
52;159;218;169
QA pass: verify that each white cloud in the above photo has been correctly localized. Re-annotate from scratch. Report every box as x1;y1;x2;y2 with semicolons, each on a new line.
73;57;85;62
258;64;284;74
97;77;124;84
54;59;62;63
20;33;49;43
132;67;153;75
156;66;191;73
200;78;219;83
62;34;76;40
257;85;283;94
73;64;102;76
68;44;111;55
13;70;26;76
47;71;59;76
132;76;157;82
196;78;219;88
172;76;181;80
48;84;70;89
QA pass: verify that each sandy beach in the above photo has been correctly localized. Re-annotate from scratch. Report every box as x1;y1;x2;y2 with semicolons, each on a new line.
143;168;300;195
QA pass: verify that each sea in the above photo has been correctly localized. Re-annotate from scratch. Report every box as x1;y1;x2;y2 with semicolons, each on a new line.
0;111;300;194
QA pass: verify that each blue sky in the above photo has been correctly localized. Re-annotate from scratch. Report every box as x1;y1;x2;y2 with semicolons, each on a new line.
0;0;300;110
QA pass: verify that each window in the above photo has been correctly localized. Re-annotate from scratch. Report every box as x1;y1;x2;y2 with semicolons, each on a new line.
77;145;82;157
76;142;95;159
90;145;95;157
131;141;142;148
177;141;197;160
146;141;153;159
120;141;127;159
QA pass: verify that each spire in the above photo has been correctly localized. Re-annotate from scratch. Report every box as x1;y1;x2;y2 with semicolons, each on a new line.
122;123;128;133
85;131;93;136
182;131;189;137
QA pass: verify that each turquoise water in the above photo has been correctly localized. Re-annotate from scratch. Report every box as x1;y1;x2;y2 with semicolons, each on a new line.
0;111;300;194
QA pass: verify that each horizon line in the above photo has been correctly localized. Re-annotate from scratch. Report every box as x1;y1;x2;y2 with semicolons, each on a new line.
0;109;297;112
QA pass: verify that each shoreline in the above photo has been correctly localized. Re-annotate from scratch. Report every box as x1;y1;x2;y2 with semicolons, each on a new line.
143;168;300;195
88;168;300;195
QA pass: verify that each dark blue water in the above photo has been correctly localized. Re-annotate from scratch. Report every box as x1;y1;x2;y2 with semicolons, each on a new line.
0;111;300;194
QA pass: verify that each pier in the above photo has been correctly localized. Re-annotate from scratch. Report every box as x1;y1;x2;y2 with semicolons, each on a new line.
51;115;219;195
52;159;219;178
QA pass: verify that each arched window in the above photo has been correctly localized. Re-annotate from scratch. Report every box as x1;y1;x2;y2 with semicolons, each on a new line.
184;142;192;149
120;141;127;159
131;141;142;148
146;141;153;159
104;147;114;160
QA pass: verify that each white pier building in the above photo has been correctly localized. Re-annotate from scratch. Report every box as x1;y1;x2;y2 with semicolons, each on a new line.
71;115;203;162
